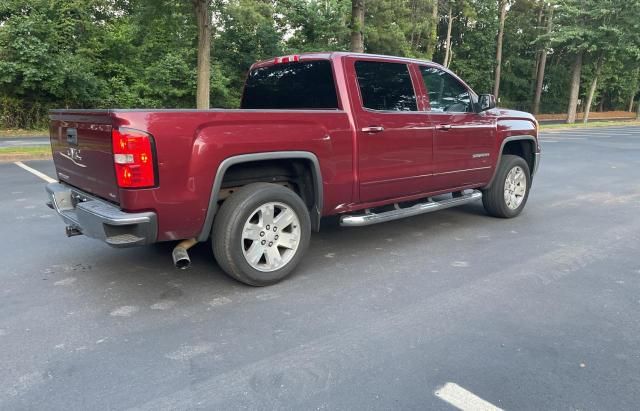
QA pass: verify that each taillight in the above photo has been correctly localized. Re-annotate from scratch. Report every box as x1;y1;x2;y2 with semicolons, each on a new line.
111;128;156;188
274;55;300;64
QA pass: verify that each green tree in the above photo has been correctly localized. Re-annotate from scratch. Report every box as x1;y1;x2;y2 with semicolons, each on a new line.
542;0;625;122
2;0;640;129
277;0;350;53
439;0;496;94
0;0;109;106
350;0;365;52
215;0;283;107
194;0;212;109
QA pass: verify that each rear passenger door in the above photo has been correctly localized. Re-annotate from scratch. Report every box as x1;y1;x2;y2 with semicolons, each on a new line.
419;66;496;190
347;58;434;203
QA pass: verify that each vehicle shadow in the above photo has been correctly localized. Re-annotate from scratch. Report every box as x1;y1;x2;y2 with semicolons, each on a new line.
65;201;500;307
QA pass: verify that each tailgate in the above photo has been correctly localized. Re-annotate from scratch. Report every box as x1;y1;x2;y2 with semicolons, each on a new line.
49;110;120;203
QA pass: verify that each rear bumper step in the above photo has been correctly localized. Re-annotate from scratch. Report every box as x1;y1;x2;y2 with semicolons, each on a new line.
46;182;157;248
340;190;483;227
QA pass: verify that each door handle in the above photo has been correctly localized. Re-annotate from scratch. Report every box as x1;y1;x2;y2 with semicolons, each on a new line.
436;124;452;131
362;126;385;133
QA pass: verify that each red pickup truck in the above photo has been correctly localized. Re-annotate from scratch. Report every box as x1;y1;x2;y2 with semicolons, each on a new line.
46;52;540;286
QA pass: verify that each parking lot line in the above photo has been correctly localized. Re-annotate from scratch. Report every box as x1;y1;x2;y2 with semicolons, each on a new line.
14;161;56;183
435;382;503;411
539;137;584;140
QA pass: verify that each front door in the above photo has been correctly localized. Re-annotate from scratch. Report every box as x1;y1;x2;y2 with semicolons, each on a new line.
418;66;496;190
348;59;434;203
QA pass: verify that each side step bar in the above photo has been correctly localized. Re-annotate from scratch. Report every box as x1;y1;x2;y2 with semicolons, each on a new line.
340;190;483;227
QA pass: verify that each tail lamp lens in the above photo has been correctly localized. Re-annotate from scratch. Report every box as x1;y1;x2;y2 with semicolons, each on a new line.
274;55;300;64
112;128;156;188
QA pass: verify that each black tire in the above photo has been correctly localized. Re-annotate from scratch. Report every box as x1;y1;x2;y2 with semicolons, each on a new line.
482;154;531;218
212;183;311;286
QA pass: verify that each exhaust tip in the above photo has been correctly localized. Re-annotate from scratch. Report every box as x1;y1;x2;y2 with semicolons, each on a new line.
174;257;191;270
172;248;191;270
171;238;198;270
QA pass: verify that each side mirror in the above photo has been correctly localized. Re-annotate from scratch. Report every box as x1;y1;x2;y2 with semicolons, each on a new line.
478;94;496;111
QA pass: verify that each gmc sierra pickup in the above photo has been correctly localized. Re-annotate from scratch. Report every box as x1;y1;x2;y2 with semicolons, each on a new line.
46;52;540;286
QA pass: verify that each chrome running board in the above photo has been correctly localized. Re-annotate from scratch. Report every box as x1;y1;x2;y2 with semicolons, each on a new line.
340;190;483;227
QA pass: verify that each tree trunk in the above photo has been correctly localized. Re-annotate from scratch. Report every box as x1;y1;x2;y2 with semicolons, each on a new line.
637;95;640;120
443;5;453;68
493;0;507;99
350;0;365;53
532;4;553;115
409;0;418;49
566;52;583;124
194;0;211;109
532;0;544;82
426;0;439;60
583;58;604;124
629;68;639;112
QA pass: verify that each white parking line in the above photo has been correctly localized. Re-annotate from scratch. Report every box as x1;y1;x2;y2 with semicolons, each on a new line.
555;132;633;136
435;382;503;411
14;161;57;183
540;137;584;140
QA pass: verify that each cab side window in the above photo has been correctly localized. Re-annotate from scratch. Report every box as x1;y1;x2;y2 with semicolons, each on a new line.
355;61;418;112
420;67;471;113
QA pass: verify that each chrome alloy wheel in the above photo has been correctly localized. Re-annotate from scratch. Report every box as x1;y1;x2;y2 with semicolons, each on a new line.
504;166;527;210
241;201;301;272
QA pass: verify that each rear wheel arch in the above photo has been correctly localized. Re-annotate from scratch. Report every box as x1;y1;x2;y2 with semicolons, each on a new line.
198;151;323;241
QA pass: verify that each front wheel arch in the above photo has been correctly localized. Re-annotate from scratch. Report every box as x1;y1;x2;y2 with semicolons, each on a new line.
484;136;537;189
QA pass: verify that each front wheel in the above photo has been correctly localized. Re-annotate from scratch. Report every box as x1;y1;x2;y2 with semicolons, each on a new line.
482;154;531;218
212;183;311;286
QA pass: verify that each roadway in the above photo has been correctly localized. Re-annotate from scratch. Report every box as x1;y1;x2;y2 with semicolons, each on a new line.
1;126;639;410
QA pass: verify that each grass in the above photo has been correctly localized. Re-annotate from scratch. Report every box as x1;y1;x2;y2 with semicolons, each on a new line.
0;128;48;138
0;145;52;162
540;120;640;130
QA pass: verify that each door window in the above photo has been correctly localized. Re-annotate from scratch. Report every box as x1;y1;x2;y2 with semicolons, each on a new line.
355;61;418;112
242;60;339;109
420;67;472;113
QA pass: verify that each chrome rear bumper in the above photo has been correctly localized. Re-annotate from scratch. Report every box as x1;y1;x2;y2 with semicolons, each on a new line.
46;182;157;247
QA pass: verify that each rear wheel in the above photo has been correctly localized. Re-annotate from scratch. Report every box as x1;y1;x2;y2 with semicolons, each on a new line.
482;154;531;218
212;183;311;286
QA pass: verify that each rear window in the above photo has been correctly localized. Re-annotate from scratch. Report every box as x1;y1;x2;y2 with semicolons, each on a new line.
355;61;418;112
241;60;339;110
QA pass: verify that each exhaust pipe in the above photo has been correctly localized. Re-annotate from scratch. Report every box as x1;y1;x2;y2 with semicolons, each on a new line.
172;238;198;270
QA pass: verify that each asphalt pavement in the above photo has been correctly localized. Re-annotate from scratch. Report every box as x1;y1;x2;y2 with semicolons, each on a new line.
1;126;639;410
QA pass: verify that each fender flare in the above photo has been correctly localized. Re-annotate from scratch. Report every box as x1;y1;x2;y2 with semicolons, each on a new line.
484;135;539;189
198;151;323;241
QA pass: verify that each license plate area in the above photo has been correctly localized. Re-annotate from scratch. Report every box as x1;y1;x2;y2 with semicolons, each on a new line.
66;128;78;145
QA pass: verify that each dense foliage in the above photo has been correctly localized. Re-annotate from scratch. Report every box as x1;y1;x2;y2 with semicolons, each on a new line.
1;0;639;127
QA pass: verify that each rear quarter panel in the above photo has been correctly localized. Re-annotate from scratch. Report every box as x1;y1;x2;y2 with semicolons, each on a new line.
112;110;353;241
